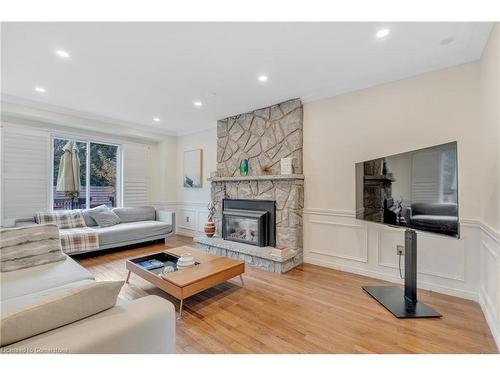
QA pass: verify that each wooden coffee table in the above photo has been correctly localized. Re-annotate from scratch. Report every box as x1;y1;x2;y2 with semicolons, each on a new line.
125;246;245;317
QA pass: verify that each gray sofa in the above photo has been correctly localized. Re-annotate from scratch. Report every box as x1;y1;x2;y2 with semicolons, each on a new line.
406;202;459;236
15;206;175;255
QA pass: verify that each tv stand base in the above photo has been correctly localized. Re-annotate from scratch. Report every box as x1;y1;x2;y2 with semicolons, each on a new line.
363;286;442;318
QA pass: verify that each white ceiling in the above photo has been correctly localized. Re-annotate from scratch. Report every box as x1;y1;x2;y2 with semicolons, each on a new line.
1;22;494;136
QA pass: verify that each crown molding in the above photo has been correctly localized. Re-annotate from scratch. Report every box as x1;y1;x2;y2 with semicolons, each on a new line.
1;94;178;141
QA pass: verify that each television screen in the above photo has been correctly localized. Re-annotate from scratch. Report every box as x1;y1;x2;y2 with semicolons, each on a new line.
355;142;459;238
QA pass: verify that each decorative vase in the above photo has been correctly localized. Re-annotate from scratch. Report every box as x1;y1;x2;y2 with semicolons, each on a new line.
239;159;249;176
204;220;216;237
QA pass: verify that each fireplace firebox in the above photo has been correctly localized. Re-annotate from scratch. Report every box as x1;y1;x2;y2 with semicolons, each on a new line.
222;199;276;247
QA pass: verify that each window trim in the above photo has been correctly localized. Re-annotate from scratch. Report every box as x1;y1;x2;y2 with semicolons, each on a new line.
50;135;122;211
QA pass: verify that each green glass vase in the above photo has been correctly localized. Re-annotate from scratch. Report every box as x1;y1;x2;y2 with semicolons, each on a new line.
239;159;249;176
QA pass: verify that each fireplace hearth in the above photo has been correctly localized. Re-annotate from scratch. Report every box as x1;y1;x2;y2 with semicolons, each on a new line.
222;199;276;247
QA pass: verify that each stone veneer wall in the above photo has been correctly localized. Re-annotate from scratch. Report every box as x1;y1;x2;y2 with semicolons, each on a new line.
216;98;303;177
211;178;304;251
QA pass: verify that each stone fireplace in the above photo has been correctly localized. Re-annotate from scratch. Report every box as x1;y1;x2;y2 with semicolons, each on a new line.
194;98;304;273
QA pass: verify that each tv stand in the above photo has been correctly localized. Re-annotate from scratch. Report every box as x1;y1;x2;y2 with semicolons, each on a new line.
362;229;442;318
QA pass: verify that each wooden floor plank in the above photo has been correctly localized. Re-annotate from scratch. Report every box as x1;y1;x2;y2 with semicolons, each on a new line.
74;236;498;354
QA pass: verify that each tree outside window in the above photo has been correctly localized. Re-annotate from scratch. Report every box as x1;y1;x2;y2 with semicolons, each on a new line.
53;138;119;210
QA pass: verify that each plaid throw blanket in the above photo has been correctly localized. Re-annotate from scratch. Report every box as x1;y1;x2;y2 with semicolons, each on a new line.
35;211;99;254
59;227;99;255
36;210;86;229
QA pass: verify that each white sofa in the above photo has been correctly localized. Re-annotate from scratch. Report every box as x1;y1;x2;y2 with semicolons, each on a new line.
0;255;176;354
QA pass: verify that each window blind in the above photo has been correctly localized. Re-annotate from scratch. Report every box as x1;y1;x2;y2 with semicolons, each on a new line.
411;150;441;203
1;126;50;226
122;143;151;206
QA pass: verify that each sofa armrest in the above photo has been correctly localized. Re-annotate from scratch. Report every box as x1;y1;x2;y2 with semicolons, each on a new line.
157;210;175;229
14;217;37;227
2;295;176;354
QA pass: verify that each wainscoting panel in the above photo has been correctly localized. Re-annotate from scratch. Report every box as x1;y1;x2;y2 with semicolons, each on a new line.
304;209;478;300
154;201;209;237
479;226;500;349
377;227;405;269
481;240;498;316
197;210;209;232
308;219;368;263
377;227;466;281
178;208;197;231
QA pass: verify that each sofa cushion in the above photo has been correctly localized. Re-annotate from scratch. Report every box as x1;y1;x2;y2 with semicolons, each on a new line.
112;206;156;223
0;225;66;273
0;255;94;301
1;279;94;315
0;280;124;347
89;209;120;227
95;221;172;247
3;295;176;354
81;210;98;227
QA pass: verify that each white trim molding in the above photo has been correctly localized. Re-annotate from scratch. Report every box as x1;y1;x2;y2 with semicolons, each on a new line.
152;201;209;237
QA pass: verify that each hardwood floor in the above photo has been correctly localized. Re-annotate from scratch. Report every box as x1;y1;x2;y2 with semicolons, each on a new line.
74;236;498;354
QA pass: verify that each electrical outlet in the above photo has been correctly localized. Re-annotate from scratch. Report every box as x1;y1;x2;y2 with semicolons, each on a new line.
186;216;190;223
396;245;405;255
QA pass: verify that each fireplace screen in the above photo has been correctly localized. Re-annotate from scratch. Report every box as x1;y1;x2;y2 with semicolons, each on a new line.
222;199;276;247
225;215;259;245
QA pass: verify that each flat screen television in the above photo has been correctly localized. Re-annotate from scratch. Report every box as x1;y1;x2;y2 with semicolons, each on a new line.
355;141;459;238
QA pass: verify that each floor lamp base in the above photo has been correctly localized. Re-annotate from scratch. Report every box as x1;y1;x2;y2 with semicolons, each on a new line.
363;286;442;318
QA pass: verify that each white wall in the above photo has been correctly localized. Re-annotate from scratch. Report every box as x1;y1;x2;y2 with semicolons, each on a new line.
176;128;217;205
150;137;177;204
478;24;500;349
155;127;217;236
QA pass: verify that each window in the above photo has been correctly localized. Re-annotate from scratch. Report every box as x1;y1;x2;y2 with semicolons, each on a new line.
440;147;458;203
411;146;457;204
52;137;120;211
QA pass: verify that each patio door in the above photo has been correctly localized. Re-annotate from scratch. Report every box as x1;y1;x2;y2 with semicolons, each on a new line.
52;137;120;210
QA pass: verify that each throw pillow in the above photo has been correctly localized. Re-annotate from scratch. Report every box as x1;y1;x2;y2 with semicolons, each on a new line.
36;210;86;229
87;205;121;227
0;280;124;347
0;224;66;273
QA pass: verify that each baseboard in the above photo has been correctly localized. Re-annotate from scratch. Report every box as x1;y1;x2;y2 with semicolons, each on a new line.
304;256;479;302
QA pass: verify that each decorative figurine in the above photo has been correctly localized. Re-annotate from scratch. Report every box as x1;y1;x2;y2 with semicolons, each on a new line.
239;159;249;176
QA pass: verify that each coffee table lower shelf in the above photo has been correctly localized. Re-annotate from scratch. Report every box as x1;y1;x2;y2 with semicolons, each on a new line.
125;246;245;317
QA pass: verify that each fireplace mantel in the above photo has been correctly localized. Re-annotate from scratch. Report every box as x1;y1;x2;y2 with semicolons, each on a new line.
208;174;304;183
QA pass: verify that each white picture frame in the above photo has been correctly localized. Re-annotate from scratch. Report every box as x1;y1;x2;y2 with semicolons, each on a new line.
183;149;203;188
280;157;293;175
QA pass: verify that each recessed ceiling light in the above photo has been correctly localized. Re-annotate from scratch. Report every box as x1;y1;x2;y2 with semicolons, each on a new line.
376;28;390;39
258;75;268;82
153;117;160;122
55;49;70;58
35;87;46;93
194;101;203;107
